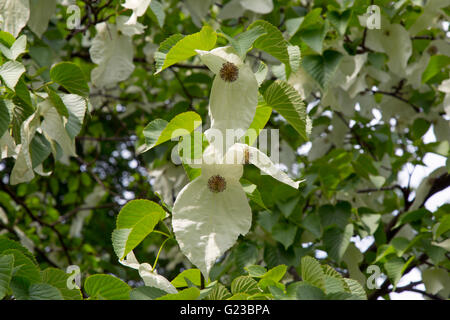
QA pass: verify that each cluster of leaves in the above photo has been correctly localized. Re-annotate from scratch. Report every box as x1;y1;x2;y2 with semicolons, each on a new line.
0;0;449;300
0;235;364;300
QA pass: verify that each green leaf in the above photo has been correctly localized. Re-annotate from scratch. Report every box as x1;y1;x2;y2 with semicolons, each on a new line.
302;50;343;89
296;283;326;300
298;8;323;31
41;268;82;300
248;20;299;74
242;105;272;146
287;45;301;73
0;254;14;299
226;292;249;300
30;133;51;169
182;163;202;181
0;99;11;137
28;283;64;300
435;215;450;240
45;87;68;118
394;208;429;229
234;242;259;270
343;278;367;300
272;222;297;249
422;55;450;84
324;275;345;294
241;179;268;210
154;33;184;71
321;265;343;279
325;291;361;300
328;9;351;36
268;285;287;300
231;276;261;295
262;80;308;140
171;269;202;288
384;256;414;290
300;23;327;54
300;256;325;290
319;202;351;230
323;224;354;263
0;31;15;47
155;26;217;73
260;265;287;283
130;286;168;300
422;268;450;296
245;265;267;278
112;199;166;259
50;62;89;97
84;274;131;300
157;287;200;300
0;239;36;264
222;25;267;59
139;111;202;153
0;61;25;89
205;283;232;300
2;249;40;284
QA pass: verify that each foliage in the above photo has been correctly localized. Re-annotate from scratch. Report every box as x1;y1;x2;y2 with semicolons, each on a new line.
0;0;449;300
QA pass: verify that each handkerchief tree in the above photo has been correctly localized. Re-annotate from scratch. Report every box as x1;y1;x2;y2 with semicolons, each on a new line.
0;0;449;301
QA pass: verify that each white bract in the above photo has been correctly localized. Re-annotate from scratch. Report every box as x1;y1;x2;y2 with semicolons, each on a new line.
89;22;135;88
196;46;258;145
121;0;152;25
172;143;301;278
0;0;30;38
119;251;177;294
366;19;412;78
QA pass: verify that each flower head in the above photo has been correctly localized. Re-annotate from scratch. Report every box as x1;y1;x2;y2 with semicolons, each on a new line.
195;46;259;145
172;144;301;278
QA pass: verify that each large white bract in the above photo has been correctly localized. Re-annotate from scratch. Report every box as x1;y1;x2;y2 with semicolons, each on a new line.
121;0;152;25
196;46;258;146
172;144;300;278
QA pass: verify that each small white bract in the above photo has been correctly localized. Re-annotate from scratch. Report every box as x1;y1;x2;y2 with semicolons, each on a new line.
172;144;301;278
121;0;152;25
119;251;177;294
195;46;259;145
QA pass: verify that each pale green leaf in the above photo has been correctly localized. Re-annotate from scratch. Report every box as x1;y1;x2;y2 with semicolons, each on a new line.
41;268;82;300
139;111;202;153
323;224;354;263
130;286;167;300
157;287;200;300
50;62;89;97
0;254;14;299
85;274;131;300
27;0;56;37
302;50;343;89
112;199;166;259
171;269;202;288
0;61;25;89
262;80;308;140
155;26;217;73
28;283;63;300
300;256;325;290
231;276;261;295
